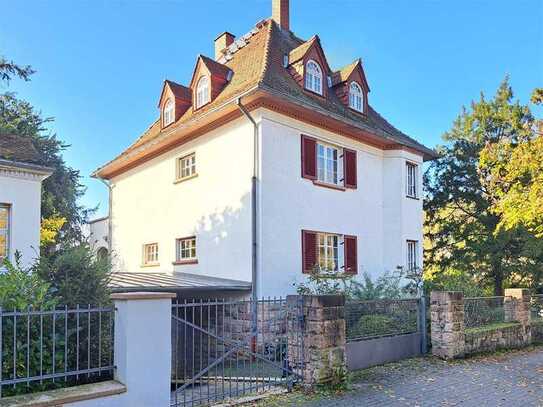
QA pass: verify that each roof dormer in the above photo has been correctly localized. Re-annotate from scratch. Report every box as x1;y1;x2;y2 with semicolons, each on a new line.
286;35;331;98
189;55;232;110
332;59;370;114
158;80;192;128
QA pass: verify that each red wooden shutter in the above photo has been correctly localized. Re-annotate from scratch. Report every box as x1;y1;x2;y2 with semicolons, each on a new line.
344;148;357;189
301;230;317;273
301;135;317;180
344;235;358;274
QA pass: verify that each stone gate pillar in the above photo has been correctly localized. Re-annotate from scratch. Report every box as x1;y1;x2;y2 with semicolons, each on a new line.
430;291;465;359
504;288;532;346
286;295;346;386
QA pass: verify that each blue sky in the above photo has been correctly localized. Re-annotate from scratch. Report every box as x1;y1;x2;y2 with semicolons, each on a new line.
2;0;542;218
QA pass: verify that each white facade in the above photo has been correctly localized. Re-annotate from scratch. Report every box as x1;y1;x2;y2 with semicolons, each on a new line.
0;160;51;269
108;108;424;297
88;216;109;257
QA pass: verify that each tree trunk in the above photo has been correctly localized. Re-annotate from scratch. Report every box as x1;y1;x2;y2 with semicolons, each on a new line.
493;274;504;296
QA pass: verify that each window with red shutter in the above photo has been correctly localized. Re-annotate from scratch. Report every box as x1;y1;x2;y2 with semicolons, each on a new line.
343;148;357;189
301;135;317;180
344;235;358;274
301;230;317;273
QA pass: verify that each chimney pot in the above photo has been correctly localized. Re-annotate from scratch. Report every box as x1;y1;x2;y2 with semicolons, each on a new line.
272;0;290;31
215;32;235;60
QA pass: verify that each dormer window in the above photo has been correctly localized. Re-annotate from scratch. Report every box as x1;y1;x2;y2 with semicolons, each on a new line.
305;60;322;95
349;82;363;113
196;76;210;109
163;99;174;126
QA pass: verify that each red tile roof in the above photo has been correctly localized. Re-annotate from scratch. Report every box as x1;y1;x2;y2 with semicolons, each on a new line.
94;19;435;178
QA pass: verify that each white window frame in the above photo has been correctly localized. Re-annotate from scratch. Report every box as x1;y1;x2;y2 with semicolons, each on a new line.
0;204;10;266
407;240;418;271
196;76;210;109
142;243;159;266
305;60;323;95
406;162;418;198
317;141;344;186
163;99;174;126
317;232;344;272
176;236;197;261
176;153;197;181
349;82;364;113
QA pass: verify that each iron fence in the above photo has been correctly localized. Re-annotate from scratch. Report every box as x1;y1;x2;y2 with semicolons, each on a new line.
345;298;420;342
171;297;303;407
532;294;543;322
0;306;114;398
463;296;507;329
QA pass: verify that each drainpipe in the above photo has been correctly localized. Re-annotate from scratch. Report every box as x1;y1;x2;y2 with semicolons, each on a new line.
236;97;259;352
95;177;113;254
236;97;259;302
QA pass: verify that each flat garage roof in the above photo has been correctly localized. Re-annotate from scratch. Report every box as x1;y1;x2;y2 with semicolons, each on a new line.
109;272;252;292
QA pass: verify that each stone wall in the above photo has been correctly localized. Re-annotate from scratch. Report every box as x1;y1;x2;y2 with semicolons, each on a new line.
532;320;543;343
431;289;536;359
287;295;346;386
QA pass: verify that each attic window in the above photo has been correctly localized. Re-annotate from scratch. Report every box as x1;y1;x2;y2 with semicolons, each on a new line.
163;99;174;126
349;82;363;113
196;76;210;109
305;60;322;95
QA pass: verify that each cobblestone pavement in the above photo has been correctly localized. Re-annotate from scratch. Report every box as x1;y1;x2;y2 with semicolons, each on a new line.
256;346;543;407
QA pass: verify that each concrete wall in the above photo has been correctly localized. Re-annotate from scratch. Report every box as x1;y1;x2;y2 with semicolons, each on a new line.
0;167;45;268
258;110;424;296
110;117;254;282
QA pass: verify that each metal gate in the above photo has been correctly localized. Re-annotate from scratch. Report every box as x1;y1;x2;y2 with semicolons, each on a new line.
171;298;304;407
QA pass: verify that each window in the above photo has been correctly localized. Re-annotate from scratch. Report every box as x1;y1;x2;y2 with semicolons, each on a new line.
176;153;196;180
196;76;210;108
142;243;159;265
0;205;10;265
317;233;342;272
406;162;418;198
407;240;418;271
349;82;363;112
305;60;322;95
176;237;197;262
317;142;343;185
163;99;174;126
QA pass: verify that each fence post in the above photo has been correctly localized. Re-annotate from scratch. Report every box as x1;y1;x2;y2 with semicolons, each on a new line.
504;288;532;345
287;295;346;387
112;292;176;407
418;296;428;354
430;291;465;359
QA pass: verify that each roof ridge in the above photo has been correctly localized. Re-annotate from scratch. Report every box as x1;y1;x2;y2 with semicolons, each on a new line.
257;19;274;87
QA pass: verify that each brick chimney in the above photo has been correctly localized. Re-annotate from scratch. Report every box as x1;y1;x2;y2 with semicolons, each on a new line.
272;0;290;31
215;32;235;60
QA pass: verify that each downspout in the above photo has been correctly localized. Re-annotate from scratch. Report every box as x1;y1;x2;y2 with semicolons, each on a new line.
236;97;259;303
236;97;259;353
95;177;113;254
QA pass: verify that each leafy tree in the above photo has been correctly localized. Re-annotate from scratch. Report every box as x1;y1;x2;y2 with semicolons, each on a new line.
424;78;543;295
479;88;543;239
36;244;111;307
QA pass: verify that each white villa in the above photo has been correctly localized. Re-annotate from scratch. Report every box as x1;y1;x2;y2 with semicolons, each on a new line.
93;0;436;298
0;135;52;269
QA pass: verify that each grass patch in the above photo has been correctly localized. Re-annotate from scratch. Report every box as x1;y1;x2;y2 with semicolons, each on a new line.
465;321;520;334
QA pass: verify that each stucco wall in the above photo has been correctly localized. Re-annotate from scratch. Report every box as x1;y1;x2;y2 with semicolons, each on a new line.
258;110;423;297
89;217;109;253
0;172;43;268
110;117;254;282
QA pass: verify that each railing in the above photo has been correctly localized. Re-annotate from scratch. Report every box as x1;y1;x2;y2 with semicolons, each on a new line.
0;306;114;398
463;296;507;329
345;298;420;341
532;294;543;322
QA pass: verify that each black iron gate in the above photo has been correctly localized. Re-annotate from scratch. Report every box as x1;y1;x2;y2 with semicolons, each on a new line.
171;298;304;407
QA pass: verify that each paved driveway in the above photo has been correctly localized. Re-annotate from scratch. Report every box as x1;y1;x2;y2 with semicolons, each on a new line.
257;346;543;406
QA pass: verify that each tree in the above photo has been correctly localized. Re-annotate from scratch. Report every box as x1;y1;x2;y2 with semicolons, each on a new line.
479;88;543;239
0;60;91;248
424;78;543;295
